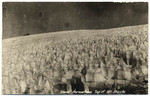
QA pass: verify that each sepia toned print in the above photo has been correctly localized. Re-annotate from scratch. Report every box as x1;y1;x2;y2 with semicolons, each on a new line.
2;2;148;95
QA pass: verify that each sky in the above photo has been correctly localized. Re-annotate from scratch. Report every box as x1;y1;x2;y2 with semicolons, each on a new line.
2;2;148;39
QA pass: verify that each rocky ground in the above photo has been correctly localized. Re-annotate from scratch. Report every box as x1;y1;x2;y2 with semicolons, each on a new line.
2;24;148;94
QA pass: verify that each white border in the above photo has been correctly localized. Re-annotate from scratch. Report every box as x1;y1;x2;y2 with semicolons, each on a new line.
1;0;150;2
0;1;149;96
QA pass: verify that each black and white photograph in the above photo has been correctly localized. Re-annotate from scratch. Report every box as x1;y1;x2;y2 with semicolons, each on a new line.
2;2;148;95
